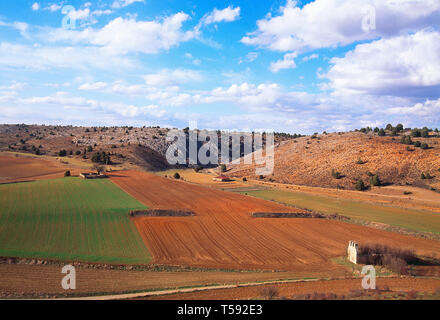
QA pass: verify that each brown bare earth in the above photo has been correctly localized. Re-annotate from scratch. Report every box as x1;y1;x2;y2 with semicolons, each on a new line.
229;132;440;190
143;277;440;300
0;263;340;298
0;154;85;183
110;170;440;272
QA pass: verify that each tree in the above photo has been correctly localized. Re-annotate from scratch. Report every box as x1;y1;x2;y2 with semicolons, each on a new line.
220;164;227;173
385;124;393;131
400;135;413;145
92;164;105;174
378;129;386;136
355;179;367;191
370;175;381;187
420;143;429;150
411;129;421;137
396;124;404;132
87;146;93;152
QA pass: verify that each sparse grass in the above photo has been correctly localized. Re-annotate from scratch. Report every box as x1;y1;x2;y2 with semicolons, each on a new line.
0;178;151;264
238;189;440;234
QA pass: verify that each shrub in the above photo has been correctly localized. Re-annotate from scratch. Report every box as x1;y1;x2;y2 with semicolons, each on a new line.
75;150;81;155
369;175;381;187
64;170;71;177
356;158;367;165
400;135;413;145
242;177;247;182
220;164;227;173
420;143;429;150
259;175;264;180
355;179;367;191
173;172;181;179
421;173;426;180
414;141;421;148
58;149;67;157
331;169;342;179
378;129;386;136
259;286;279;300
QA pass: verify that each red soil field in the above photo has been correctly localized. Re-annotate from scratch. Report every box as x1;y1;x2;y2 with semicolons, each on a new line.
110;171;440;272
0;154;83;183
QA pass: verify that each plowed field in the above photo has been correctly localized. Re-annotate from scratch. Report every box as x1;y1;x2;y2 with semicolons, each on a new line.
110;171;440;271
0;154;83;183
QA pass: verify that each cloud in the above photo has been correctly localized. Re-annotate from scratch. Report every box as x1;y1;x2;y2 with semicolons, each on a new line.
241;0;440;52
326;31;440;99
111;0;145;9
0;21;29;36
144;69;203;86
47;4;62;12
48;13;195;55
302;53;319;62
201;6;241;26
269;52;297;73
0;42;135;70
32;3;40;11
79;82;108;91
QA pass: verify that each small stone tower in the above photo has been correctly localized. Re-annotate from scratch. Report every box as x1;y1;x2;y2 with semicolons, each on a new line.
347;241;358;264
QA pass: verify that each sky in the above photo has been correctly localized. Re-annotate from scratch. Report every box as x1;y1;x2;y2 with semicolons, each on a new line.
0;0;439;134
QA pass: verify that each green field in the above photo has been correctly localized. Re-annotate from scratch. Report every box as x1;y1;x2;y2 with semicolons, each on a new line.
0;178;151;264
238;189;440;234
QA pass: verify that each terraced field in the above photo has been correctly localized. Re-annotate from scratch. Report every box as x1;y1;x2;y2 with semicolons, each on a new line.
237;189;440;234
110;170;440;272
0;178;151;264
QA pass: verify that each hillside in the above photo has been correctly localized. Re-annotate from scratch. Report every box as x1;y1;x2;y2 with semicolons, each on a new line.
229;131;440;191
0;124;172;171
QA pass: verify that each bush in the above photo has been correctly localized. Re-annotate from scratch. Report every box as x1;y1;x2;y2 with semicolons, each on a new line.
420;143;429;150
259;286;279;300
369;175;381;187
421;173;426;180
173;172;181;179
75;150;81;155
378;128;386;136
220;164;227;173
414;141;421;148
242;177;247;182
331;169;342;179
355;179;367;191
400;135;413;145
64;170;71;177
58;149;67;157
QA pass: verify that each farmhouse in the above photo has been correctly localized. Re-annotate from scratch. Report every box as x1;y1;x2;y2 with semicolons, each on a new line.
212;175;233;182
347;241;358;264
79;173;107;180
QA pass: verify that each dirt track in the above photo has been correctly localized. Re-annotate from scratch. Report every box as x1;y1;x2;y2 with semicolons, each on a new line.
142;277;440;300
110;171;440;272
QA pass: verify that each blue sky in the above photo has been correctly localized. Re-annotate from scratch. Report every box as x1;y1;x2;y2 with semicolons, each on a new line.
0;0;439;133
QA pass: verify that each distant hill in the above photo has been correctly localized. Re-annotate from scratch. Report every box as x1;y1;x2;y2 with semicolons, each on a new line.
229;131;440;191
